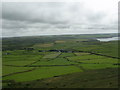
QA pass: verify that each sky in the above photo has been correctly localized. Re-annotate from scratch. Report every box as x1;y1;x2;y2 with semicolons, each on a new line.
2;0;119;37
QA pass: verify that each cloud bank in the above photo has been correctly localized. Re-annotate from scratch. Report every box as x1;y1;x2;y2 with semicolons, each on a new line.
2;1;118;37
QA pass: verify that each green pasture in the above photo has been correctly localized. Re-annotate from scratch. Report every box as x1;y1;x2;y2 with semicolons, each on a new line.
32;58;77;65
2;34;119;88
3;54;43;62
3;50;44;55
80;64;118;70
2;66;33;76
67;54;106;61
73;41;119;58
59;53;75;57
3;60;36;66
3;66;82;82
79;58;119;64
43;52;61;59
74;52;90;56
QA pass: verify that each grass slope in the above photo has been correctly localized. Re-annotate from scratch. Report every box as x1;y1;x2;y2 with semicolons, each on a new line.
4;68;118;88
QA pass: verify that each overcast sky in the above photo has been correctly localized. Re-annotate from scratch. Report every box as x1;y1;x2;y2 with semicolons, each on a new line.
2;0;118;37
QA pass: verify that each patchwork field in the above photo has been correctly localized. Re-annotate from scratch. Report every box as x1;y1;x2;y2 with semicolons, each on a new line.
43;52;61;59
2;34;119;88
33;43;54;48
3;66;82;82
3;66;34;76
32;58;77;66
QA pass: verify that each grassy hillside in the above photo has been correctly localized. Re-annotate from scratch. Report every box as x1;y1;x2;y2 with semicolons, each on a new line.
5;68;118;88
2;33;119;88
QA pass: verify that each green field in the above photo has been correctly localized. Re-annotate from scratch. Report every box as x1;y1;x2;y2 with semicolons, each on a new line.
32;58;77;65
59;53;75;57
80;64;118;70
43;52;61;59
3;66;34;76
2;33;119;88
3;66;82;82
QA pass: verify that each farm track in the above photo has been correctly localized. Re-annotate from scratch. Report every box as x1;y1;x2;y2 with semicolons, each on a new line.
2;68;36;77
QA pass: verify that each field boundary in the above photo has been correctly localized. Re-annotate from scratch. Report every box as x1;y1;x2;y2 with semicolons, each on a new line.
2;68;36;77
37;50;120;59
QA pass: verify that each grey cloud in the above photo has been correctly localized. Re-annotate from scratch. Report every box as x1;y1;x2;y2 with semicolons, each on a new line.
2;2;118;37
2;20;28;29
2;2;69;24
